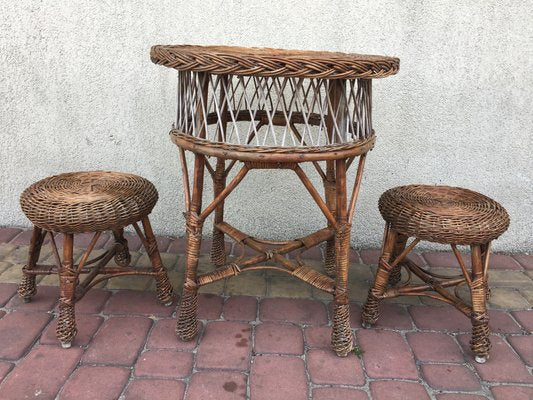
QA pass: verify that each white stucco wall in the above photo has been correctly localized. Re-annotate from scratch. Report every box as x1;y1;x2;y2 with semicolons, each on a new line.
1;1;531;251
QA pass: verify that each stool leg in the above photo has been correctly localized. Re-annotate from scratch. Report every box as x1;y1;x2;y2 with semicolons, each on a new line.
469;244;491;363
362;225;398;327
323;161;336;277
388;234;407;287
57;233;77;348
211;158;226;267
141;217;174;305
331;159;353;356
113;228;131;267
18;226;44;302
176;153;205;341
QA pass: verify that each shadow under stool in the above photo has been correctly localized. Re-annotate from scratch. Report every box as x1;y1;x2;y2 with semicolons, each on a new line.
18;171;174;348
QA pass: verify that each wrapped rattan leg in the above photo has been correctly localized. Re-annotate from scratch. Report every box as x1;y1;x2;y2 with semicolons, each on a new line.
323;162;336;277
211;158;226;267
176;214;202;341
331;224;354;357
141;217;174;306
388;234;407;287
113;228;131;267
362;226;398;328
18;226;44;302
56;234;77;348
469;245;491;363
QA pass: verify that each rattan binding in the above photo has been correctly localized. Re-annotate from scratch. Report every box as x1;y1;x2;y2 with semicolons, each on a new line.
378;185;510;245
20;171;158;234
151;45;399;79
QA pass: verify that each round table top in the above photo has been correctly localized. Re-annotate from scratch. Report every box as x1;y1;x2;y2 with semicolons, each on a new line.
150;44;399;79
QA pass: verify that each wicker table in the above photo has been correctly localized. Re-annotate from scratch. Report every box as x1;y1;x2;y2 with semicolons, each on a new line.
151;45;399;356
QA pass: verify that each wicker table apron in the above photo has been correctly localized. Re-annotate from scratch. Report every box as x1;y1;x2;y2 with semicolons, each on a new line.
151;45;399;356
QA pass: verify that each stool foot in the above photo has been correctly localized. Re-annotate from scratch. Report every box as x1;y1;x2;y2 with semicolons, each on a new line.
361;321;373;329
61;341;72;349
475;355;488;364
18;274;37;303
176;289;199;341
114;249;131;267
361;294;381;328
57;303;77;348
331;303;354;357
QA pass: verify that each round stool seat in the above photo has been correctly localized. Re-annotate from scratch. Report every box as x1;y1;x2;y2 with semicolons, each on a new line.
20;171;158;233
378;185;509;245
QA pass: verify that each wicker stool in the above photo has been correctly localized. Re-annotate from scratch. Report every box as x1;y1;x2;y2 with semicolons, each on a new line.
19;171;174;348
362;185;509;363
151;45;399;356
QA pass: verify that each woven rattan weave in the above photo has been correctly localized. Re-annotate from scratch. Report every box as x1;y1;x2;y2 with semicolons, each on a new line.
18;171;174;348
362;185;509;363
153;44;399;357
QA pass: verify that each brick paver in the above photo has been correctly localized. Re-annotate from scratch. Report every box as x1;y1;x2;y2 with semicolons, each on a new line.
307;349;365;385
312;387;369;400
82;316;152;365
123;379;186;400
196;321;251;370
254;322;304;355
369;380;430;400
250;355;307;400
0;228;23;244
58;366;129;400
0;311;51;359
0;346;83;399
260;297;327;325
421;364;481;391
357;329;418;379
407;331;464;362
187;371;247;400
0;232;531;399
135;349;193;379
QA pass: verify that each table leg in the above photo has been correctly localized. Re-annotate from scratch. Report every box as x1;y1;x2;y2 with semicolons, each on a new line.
176;153;205;341
331;158;354;357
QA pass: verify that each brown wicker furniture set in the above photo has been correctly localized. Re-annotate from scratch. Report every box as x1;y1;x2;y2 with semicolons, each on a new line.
17;45;509;363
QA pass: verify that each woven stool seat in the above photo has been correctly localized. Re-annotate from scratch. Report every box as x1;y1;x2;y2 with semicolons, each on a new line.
378;185;509;245
20;171;158;233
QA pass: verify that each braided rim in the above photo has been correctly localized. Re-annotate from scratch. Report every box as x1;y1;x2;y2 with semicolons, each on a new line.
170;129;376;161
151;44;399;79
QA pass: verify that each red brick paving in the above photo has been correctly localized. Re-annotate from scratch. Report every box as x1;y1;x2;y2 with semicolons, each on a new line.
507;335;533;365
196;321;251;370
513;253;533;270
260;297;328;325
0;345;83;399
58;365;130;400
187;371;247;400
250;355;307;400
0;227;531;399
254;322;304;354
307;349;365;385
134;349;193;379
82;316;152;366
457;334;533;384
420;364;482;391
312;387;369;400
407;331;464;362
123;379;186;400
369;380;430;400
356;329;418;379
491;385;533;400
0;228;22;244
223;295;257;321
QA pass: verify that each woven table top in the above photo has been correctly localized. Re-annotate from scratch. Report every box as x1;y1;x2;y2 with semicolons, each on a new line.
150;44;399;79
